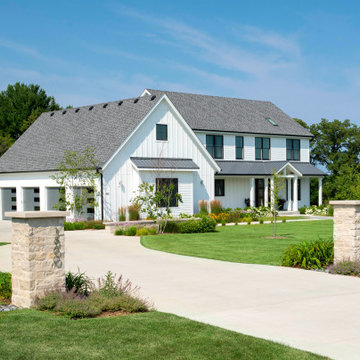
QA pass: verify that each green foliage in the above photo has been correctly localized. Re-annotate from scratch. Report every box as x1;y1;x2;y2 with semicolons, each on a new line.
281;239;333;269
65;270;90;296
177;217;217;233
329;260;360;276
51;147;100;217
64;220;104;231
0;272;11;301
118;207;126;221
198;200;209;215
163;220;180;233
210;199;222;215
115;226;138;236
131;181;183;233
299;206;306;214
37;271;150;318
136;227;157;236
0;82;61;155
114;229;124;236
128;204;140;221
298;118;360;200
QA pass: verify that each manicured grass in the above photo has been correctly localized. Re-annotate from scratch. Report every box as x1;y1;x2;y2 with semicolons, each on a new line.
141;220;333;265
0;310;326;360
0;242;9;246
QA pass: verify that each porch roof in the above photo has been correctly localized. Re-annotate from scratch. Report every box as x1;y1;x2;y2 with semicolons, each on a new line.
216;161;326;176
131;157;199;170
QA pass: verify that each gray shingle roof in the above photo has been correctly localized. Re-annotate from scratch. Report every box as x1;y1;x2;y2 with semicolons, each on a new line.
0;96;158;173
131;157;199;170
0;88;313;173
146;89;312;138
216;161;326;176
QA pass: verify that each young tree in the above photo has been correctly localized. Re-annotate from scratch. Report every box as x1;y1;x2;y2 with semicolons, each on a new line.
132;181;182;233
269;170;286;238
51;147;100;218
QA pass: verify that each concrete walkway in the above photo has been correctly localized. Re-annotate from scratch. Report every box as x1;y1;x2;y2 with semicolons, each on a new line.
1;225;360;360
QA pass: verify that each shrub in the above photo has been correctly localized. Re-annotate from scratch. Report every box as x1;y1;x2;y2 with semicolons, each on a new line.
85;220;105;229
118;207;126;221
37;271;150;318
209;212;229;223
198;200;209;215
328;260;360;276
178;216;216;233
259;219;264;224
148;227;157;235
210;199;222;215
114;229;123;236
128;204;140;221
179;212;192;218
247;220;251;225
65;269;90;296
64;221;85;231
136;227;157;236
0;272;11;301
305;205;329;216
282;219;286;223
281;239;334;269
299;206;306;215
327;205;334;216
163;221;179;233
125;227;137;236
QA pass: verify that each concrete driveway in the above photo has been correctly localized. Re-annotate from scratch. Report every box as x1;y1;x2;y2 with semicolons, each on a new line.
1;226;360;360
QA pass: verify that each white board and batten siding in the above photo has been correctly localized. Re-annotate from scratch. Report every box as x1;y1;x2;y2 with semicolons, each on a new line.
195;132;310;162
215;177;251;209
103;99;216;221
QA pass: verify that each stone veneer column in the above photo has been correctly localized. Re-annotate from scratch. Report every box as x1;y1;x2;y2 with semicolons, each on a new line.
5;211;69;308
329;201;360;263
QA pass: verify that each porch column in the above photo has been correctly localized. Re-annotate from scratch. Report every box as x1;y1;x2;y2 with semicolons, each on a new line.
250;178;255;207
318;178;323;206
287;178;292;211
39;185;48;211
270;177;274;209
264;178;269;207
16;186;24;212
293;177;298;211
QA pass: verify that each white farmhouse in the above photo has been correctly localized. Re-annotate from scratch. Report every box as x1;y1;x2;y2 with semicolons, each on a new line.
0;89;325;220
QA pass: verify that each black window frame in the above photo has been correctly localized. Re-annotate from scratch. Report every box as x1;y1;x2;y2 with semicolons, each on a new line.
255;137;270;160
206;135;224;159
286;139;300;161
215;179;225;197
235;136;244;159
156;124;168;141
156;178;179;207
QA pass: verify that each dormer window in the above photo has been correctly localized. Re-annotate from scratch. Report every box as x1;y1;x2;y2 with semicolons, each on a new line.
156;124;168;141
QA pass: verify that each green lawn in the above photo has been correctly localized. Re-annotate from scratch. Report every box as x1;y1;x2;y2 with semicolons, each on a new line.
141;220;333;265
0;310;327;360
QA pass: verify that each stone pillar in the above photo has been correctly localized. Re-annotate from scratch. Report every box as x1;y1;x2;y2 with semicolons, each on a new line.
249;178;255;207
5;211;69;308
264;178;269;207
330;201;360;263
318;178;323;206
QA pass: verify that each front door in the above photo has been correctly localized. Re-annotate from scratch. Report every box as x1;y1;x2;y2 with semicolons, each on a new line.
255;179;264;207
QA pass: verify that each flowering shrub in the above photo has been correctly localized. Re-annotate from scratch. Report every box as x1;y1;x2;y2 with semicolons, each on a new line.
305;205;329;216
250;206;274;218
209;212;229;223
328;260;360;276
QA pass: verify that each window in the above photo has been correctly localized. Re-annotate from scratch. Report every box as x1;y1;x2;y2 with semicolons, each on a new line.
266;117;278;126
215;179;225;196
206;135;223;159
11;205;17;210
34;188;39;193
11;188;16;193
235;136;244;159
255;137;270;160
156;178;179;207
286;139;300;161
156;124;168;141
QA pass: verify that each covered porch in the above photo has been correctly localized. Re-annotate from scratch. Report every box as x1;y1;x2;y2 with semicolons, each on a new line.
215;161;326;211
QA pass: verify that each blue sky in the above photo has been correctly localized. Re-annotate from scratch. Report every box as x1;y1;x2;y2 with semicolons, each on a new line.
1;0;360;124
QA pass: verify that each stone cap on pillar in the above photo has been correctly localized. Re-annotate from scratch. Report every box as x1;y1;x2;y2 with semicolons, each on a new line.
329;200;360;206
5;211;70;219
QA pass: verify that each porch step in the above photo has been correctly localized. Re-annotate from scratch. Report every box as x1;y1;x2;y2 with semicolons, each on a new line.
278;211;300;216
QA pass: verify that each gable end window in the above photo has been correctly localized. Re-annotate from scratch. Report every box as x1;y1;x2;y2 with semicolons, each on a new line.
255;137;270;160
215;179;225;196
286;139;300;161
156;178;179;207
235;136;244;159
156;124;168;141
206;135;223;159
